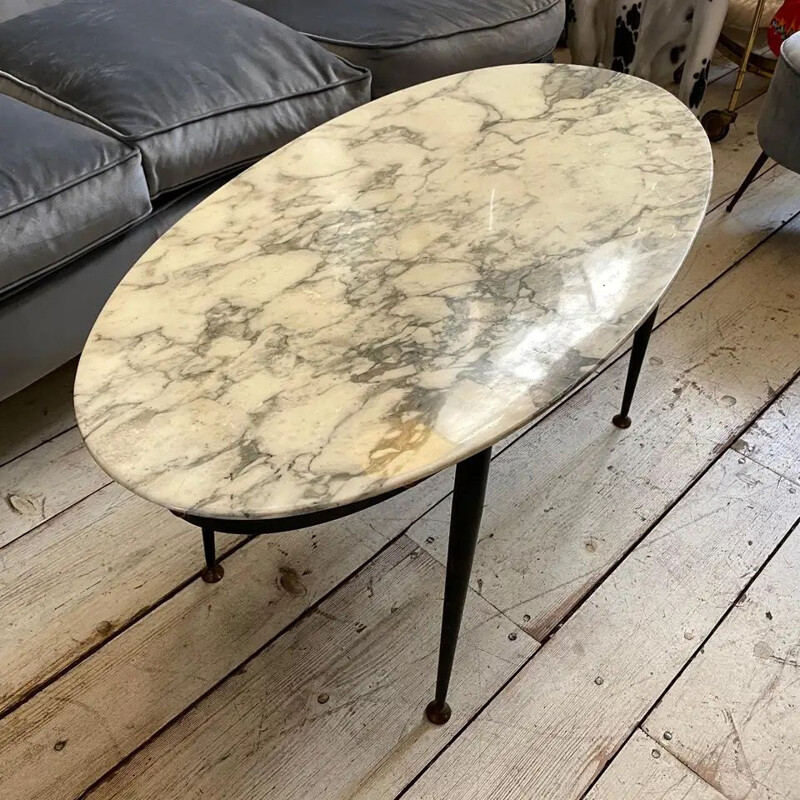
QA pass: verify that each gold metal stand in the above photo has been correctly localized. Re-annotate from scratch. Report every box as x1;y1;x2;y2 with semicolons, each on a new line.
701;0;775;141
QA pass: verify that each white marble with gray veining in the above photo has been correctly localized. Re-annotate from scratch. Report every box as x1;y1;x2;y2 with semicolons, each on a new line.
74;64;712;520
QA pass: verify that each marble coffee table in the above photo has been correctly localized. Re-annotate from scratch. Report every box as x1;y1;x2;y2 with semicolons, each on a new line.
75;64;712;724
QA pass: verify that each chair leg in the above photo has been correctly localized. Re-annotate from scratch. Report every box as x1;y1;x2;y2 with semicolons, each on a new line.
425;446;492;725
612;306;658;429
726;151;768;213
201;526;224;583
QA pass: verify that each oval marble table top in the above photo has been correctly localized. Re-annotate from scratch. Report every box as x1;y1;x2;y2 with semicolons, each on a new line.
75;64;712;520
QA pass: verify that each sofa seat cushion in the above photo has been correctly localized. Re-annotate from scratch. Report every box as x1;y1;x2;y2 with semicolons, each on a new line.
0;0;371;198
239;0;564;96
0;94;151;297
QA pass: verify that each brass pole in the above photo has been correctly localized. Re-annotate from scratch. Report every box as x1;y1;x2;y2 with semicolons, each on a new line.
728;0;769;112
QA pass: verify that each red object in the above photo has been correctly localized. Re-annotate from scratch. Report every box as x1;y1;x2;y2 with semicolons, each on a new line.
768;0;800;56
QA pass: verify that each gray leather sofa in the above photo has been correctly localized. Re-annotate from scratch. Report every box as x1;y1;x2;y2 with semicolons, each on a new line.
0;0;564;400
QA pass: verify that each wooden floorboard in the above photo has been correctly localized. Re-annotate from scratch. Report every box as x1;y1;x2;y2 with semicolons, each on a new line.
402;448;800;800
732;380;800;486
80;541;536;800
0;485;245;714
643;520;800;800
585;729;727;800
0;361;77;469
643;386;800;800
0;471;452;717
0;427;108;550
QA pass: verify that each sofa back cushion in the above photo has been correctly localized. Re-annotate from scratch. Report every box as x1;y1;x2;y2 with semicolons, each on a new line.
0;0;371;197
241;0;563;96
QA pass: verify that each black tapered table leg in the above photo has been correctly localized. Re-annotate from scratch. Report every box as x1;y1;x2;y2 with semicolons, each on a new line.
612;306;658;429
726;151;768;213
425;446;492;725
201;526;224;583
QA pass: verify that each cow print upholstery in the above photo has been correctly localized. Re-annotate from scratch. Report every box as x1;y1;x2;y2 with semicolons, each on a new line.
566;0;730;114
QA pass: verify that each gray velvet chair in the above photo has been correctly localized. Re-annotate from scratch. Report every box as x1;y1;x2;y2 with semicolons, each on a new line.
727;33;800;212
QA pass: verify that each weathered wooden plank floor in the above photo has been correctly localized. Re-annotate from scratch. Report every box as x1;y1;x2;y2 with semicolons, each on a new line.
1;59;798;799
